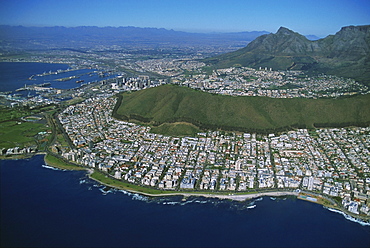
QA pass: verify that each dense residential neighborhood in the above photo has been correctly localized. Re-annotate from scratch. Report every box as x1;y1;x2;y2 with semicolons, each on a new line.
171;67;369;98
57;96;370;217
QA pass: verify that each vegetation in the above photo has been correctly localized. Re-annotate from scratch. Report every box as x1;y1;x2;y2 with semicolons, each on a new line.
0;106;35;121
0;116;48;149
113;85;370;134
61;97;85;107
204;25;370;86
1;93;87;149
90;170;264;196
150;122;201;136
90;170;166;194
44;153;85;170
56;133;70;148
298;192;338;209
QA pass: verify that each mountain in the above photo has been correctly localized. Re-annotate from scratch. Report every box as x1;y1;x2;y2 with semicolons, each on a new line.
113;85;370;134
205;25;370;85
0;25;268;52
305;35;321;41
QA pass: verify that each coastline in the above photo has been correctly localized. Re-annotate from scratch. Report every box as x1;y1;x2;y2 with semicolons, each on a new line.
85;169;370;224
3;156;370;247
88;168;298;201
2;153;369;224
86;168;300;201
0;152;46;161
43;153;86;171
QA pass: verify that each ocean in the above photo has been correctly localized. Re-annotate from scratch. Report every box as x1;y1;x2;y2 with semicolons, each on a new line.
0;62;117;95
1;156;370;247
1;62;370;247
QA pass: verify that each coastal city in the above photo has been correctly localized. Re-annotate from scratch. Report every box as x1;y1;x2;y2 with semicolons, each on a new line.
2;1;370;246
11;51;368;100
0;60;369;221
135;58;368;98
171;66;369;98
55;95;370;217
1;61;369;110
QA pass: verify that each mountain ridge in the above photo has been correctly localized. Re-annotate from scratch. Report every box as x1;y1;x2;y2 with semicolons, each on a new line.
205;25;370;85
0;25;269;51
0;25;321;53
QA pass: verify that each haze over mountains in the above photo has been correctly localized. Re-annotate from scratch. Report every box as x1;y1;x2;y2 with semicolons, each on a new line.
205;25;370;85
0;25;322;53
1;25;368;85
0;25;269;52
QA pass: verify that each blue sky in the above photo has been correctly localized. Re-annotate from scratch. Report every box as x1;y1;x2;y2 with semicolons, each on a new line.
0;0;369;37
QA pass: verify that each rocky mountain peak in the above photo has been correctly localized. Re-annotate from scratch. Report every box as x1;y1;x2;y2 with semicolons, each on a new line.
243;26;312;55
276;26;295;35
205;25;370;85
338;25;370;33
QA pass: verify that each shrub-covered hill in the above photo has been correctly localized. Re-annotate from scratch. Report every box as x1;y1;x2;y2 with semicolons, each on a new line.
113;85;370;133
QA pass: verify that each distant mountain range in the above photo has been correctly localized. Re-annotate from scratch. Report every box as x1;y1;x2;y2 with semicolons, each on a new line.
0;25;320;54
0;25;269;52
2;25;367;84
205;25;370;85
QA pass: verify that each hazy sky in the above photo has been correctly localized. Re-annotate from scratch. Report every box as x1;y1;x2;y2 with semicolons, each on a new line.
0;0;369;37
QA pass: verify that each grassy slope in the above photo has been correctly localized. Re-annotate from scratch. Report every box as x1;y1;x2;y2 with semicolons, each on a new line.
44;153;86;170
114;85;370;133
0;121;47;148
90;170;165;194
0;106;50;149
150;122;201;137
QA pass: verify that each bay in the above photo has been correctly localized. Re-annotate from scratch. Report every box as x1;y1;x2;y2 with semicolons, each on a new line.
0;62;117;94
1;155;370;247
0;62;69;92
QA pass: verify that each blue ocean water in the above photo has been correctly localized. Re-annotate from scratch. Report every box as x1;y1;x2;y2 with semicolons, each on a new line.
1;62;370;247
0;62;116;94
0;62;69;92
1;155;370;248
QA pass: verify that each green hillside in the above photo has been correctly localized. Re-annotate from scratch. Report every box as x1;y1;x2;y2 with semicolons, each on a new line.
113;85;370;133
150;122;201;136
